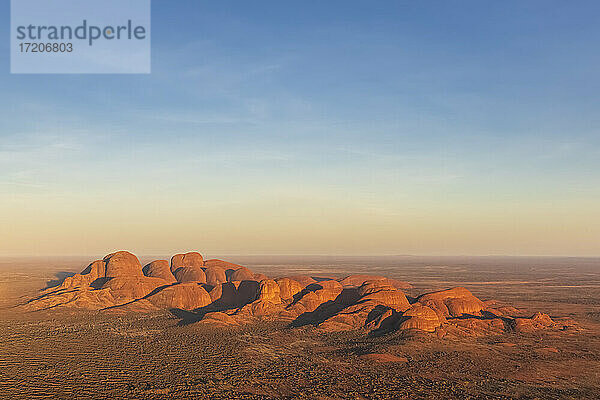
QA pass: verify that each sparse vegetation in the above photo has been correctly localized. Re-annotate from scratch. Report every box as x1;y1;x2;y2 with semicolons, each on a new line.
1;256;599;399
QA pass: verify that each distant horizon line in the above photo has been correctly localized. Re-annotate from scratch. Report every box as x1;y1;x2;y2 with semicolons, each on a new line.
1;253;599;259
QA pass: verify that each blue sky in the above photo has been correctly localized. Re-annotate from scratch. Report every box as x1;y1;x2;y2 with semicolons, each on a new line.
1;1;599;256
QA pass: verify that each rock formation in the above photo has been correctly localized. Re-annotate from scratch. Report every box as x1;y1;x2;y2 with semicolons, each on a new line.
398;304;443;332
255;279;281;303
288;275;317;287
104;251;144;278
204;259;242;270
22;251;571;338
511;312;555;333
204;266;227;286
143;260;177;284
417;287;485;318
100;276;167;301
318;280;410;332
174;267;207;283
275;278;303;300
228;267;254;282
59;260;106;288
171;252;204;272
145;282;212;310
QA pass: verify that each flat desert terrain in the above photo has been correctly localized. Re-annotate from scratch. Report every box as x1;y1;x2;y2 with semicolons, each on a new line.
1;256;599;399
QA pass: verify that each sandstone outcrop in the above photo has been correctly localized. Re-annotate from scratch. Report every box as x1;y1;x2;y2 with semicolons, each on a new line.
228;267;254;282
174;267;207;283
208;280;259;309
256;279;281;303
22;251;570;339
204;266;227;286
143;260;177;284
252;273;269;282
171;252;204;272
398;304;443;333
357;281;411;312
276;278;303;300
287;280;344;316
512;312;555;333
233;279;285;318
60;260;105;288
417;287;485;318
104;251;144;278
101;276;168;301
318;280;409;332
199;311;240;326
145;283;212;310
287;275;317;287
237;298;283;318
204;259;242;270
22;287;116;311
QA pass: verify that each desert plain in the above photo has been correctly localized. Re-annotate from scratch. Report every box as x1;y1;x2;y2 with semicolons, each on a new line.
1;254;599;399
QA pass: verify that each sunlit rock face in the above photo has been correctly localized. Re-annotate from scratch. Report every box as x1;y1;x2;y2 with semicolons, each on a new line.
317;280;410;332
145;282;212;310
174;266;207;283
398;304;443;333
256;279;281;304
104;251;144;278
417;287;486;318
357;281;411;312
143;260;177;284
100;276;168;301
22;251;569;338
204;266;227;286
170;252;204;273
276;278;303;300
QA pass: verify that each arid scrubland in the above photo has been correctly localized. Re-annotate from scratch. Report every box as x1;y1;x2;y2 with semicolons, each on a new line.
1;254;599;399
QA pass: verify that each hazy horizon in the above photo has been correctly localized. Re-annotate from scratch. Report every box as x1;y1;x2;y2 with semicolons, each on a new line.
2;252;600;260
2;1;599;256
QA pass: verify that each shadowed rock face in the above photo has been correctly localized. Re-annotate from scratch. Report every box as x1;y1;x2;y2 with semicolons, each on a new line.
317;280;410;332
236;280;261;305
60;260;105;288
22;251;569;338
58;253;142;290
208;280;259;309
82;260;106;280
284;280;345;321
228;267;254;282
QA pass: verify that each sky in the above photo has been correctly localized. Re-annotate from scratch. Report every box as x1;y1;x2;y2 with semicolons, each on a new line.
1;1;599;257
